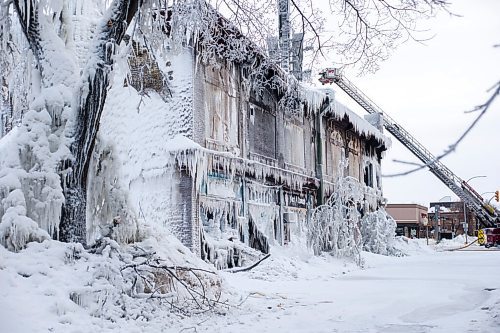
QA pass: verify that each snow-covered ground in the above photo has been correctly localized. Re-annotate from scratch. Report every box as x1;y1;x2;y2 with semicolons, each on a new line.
1;238;499;332
178;238;500;332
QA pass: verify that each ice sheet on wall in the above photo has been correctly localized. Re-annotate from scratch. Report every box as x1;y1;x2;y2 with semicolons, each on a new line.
284;121;305;168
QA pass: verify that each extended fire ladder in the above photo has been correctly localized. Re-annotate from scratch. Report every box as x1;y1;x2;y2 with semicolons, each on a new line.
319;68;499;228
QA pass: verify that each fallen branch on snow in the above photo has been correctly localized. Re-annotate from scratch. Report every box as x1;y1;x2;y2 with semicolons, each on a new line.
224;254;271;273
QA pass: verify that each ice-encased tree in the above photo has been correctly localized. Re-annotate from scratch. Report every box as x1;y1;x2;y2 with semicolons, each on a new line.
308;158;399;260
0;0;141;249
194;0;448;74
360;207;397;256
308;158;363;264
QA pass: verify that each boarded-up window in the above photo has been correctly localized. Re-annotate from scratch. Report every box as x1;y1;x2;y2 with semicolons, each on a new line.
284;122;305;168
205;67;239;147
348;154;360;180
249;103;276;159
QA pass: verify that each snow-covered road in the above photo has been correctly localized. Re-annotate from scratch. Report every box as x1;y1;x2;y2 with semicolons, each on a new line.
183;247;500;333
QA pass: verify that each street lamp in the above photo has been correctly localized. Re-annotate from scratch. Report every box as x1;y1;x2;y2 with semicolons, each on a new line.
463;175;487;244
487;195;496;204
466;176;487;183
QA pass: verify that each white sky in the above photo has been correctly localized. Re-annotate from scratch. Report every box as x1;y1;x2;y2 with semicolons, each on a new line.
332;0;500;207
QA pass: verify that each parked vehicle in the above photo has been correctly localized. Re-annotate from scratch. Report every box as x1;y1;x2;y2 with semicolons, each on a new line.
478;228;500;248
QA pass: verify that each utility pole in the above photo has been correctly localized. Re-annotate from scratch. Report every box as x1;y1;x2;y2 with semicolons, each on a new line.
434;204;440;241
463;176;486;243
463;201;468;244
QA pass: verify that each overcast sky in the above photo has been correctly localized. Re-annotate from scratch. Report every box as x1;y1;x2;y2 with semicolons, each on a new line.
331;0;500;207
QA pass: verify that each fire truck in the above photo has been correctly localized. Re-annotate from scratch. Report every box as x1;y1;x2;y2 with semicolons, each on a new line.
478;228;500;248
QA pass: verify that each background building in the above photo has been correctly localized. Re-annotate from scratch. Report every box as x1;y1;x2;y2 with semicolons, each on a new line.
386;204;428;238
429;200;476;239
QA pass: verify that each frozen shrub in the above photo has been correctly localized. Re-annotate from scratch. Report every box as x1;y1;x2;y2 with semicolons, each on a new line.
308;158;363;265
360;207;397;256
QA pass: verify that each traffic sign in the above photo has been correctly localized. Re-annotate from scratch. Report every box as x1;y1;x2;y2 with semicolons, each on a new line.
478;229;485;245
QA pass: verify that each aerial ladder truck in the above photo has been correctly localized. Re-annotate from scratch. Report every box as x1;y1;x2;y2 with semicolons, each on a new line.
319;68;500;228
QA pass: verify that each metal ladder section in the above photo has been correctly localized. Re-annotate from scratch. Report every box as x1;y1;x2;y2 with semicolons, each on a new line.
331;73;499;228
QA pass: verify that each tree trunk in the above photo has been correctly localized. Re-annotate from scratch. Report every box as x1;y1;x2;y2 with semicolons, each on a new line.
13;0;141;245
60;0;141;245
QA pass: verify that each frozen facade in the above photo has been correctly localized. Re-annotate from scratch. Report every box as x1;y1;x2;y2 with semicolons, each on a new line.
96;34;391;268
0;3;391;267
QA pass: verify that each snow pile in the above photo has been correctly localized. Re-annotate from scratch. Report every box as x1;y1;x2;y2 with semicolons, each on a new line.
0;231;229;333
236;245;359;283
360;207;397;256
391;237;435;255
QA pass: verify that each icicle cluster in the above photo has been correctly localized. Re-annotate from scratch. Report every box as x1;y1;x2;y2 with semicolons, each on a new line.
197;178;276;269
166;139;314;195
86;140;141;245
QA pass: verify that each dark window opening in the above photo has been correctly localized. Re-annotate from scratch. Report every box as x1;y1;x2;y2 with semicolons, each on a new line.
364;163;373;187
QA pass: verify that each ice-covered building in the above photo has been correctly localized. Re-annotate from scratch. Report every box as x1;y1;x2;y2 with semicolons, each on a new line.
0;4;390;268
89;20;390;268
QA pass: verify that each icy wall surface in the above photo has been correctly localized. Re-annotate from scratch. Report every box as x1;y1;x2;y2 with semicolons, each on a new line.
300;84;391;149
91;45;195;243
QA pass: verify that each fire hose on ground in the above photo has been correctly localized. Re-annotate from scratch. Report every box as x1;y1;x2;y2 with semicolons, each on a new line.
446;239;478;251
